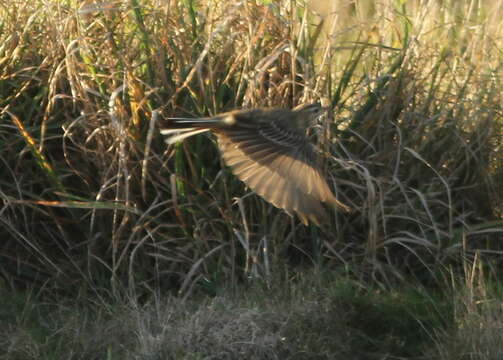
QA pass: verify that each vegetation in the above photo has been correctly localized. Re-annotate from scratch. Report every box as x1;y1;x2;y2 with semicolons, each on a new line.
1;0;502;358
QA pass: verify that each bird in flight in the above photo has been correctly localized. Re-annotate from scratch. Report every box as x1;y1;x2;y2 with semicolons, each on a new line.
160;103;350;225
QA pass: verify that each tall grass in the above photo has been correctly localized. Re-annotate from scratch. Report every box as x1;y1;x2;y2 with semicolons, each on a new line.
0;0;502;295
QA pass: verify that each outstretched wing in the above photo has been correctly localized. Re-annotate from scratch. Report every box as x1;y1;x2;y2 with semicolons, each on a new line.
216;119;349;225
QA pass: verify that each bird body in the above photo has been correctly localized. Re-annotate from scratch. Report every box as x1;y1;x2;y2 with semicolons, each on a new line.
160;104;350;225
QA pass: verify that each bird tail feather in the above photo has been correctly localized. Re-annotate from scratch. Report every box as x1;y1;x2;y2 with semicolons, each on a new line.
160;115;234;144
164;117;226;128
160;128;210;144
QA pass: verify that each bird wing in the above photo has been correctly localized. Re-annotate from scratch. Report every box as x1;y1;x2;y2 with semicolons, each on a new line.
216;121;349;225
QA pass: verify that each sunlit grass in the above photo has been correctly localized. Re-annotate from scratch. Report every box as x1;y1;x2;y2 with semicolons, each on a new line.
0;0;503;359
0;0;502;357
2;0;501;289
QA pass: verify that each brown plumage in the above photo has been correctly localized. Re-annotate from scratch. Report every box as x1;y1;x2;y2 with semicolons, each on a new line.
160;103;350;225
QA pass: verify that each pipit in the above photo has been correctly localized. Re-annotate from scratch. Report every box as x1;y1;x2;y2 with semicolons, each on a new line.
160;103;350;225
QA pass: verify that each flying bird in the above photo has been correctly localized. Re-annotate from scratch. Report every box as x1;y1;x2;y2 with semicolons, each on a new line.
160;103;350;225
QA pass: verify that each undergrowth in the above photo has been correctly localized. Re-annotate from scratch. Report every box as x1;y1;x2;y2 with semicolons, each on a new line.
0;0;502;298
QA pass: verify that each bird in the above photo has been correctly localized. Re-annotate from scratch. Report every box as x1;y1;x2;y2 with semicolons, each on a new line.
160;103;351;225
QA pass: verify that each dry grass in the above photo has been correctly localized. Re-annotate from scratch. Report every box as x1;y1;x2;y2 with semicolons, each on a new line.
428;253;503;360
1;271;444;359
0;0;502;346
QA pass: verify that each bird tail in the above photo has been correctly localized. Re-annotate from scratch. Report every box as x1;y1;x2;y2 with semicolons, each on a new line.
160;127;210;144
160;115;235;144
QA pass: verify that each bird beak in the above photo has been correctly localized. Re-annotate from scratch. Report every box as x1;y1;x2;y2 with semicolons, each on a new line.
316;106;330;123
320;106;333;122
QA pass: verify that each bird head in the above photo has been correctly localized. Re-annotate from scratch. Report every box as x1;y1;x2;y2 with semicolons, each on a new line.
292;103;327;128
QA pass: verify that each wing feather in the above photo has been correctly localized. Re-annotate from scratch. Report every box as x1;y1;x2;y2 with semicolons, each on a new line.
161;109;350;224
216;119;349;224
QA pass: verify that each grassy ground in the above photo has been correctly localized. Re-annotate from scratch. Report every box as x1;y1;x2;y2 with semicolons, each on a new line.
1;0;503;358
2;268;503;360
